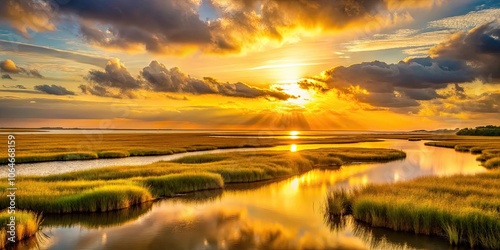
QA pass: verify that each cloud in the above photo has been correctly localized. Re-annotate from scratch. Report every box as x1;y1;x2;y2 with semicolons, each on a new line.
0;59;44;78
81;59;292;100
29;69;43;78
0;0;57;38
3;84;26;89
1;74;13;80
419;91;500;116
430;21;500;80
34;84;75;95
60;0;212;54
0;0;443;54
81;58;143;98
300;21;500;108
141;60;292;100
428;8;500;30
302;57;472;107
0;59;20;73
343;8;500;53
0;39;108;67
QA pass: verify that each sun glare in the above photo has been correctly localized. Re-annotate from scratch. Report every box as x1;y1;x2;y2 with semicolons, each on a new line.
275;82;313;106
289;130;299;139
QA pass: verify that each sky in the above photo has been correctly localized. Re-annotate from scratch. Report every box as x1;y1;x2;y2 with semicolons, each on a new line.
0;0;499;130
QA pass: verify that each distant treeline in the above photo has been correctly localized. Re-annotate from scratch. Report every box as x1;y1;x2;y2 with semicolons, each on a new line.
456;125;500;136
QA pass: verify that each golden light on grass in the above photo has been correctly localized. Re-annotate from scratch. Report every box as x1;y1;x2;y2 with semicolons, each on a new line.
290;144;298;152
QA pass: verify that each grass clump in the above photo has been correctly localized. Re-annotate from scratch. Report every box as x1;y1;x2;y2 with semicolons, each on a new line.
139;172;224;197
0;181;153;214
55;185;152;213
171;154;229;164
97;151;130;158
326;189;358;216
485;157;500;169
326;148;406;162
0;210;42;249
326;171;500;249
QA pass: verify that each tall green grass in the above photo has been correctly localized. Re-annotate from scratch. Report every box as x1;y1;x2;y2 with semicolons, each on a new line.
139;172;224;197
0;210;42;249
326;171;500;249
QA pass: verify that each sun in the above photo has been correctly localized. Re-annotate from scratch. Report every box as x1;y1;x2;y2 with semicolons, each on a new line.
273;82;313;106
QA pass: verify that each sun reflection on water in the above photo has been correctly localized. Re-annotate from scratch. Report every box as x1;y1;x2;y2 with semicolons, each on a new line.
290;144;297;152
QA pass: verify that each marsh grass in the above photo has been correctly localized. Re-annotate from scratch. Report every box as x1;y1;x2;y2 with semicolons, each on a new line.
425;139;500;168
485;157;500;169
327;171;500;248
326;189;358;216
0;133;382;164
14;152;98;163
97;151;130;158
0;210;42;249
0;182;153;213
171;154;229;164
139;172;224;197
1;147;405;214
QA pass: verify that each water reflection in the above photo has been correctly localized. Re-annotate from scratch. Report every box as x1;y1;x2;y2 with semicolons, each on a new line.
30;141;485;250
324;215;461;250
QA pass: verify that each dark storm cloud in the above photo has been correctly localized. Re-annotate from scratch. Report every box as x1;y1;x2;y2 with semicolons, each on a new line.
34;84;75;95
81;59;292;100
141;60;292;100
430;21;500;80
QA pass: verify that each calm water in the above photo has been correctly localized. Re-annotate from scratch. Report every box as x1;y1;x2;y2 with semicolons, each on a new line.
17;140;484;250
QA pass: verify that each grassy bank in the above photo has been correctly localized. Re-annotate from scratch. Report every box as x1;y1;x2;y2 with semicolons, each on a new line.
0;210;42;249
0;133;384;164
326;170;500;249
424;138;500;167
0;148;405;214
